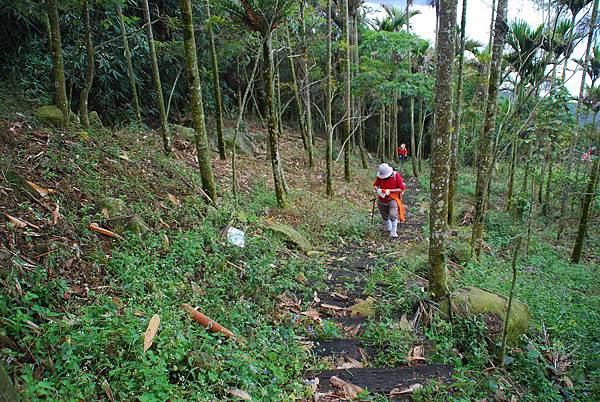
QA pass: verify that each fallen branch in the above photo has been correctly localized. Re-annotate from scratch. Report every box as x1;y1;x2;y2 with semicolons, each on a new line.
88;223;124;240
181;303;235;340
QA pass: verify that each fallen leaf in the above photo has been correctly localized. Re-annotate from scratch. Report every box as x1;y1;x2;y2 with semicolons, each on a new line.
5;213;27;228
563;376;573;388
329;376;363;399
300;310;322;322
320;303;345;311
143;314;160;353
25;180;54;198
228;388;252;400
390;383;422;396
408;345;426;363
167;193;180;206
162;233;170;251
336;357;364;369
101;208;110;219
102;379;114;402
313;290;321;304
349;297;376;317
399;313;412;331
134;310;145;317
118;151;131;161
331;291;349;300
51;203;61;225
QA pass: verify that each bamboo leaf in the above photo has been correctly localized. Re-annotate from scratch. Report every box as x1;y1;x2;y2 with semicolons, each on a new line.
143;314;160;353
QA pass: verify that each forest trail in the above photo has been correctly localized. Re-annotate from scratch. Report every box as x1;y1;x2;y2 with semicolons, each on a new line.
304;178;454;400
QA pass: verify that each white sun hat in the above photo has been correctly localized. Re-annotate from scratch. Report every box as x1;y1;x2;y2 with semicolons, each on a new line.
377;163;394;179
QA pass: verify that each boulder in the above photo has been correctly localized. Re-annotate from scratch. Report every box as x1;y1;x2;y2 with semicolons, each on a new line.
89;111;103;128
265;222;312;253
35;105;77;127
96;197;149;235
171;124;196;142
448;240;470;264
224;128;255;155
35;105;64;126
440;286;530;345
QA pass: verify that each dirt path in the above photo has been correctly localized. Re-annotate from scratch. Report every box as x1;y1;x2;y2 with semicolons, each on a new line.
303;178;453;400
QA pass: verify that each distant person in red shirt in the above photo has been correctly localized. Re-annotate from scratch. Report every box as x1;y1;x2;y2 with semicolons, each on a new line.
373;163;406;238
397;143;408;163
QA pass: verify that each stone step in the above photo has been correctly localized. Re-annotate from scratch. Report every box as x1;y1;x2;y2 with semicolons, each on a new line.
312;339;373;361
309;364;453;395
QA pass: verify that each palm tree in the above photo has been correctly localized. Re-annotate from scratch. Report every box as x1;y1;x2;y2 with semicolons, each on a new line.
557;0;594;81
220;0;295;206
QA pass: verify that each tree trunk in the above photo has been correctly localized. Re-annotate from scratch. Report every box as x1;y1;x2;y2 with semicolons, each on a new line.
571;128;600;262
417;98;426;171
379;105;385;162
470;0;508;259
506;134;519;211
542;142;553;217
343;0;352;182
448;0;468;224
205;0;226;160
409;96;418;177
429;0;458;301
142;0;171;154
47;0;69;128
301;1;314;167
264;34;286;206
117;4;142;125
557;0;599;241
79;0;94;129
287;32;308;150
326;0;334;196
180;0;217;201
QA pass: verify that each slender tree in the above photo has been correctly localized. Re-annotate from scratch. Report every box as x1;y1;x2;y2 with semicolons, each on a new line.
180;0;217;201
326;0;334;196
343;0;352;182
300;0;315;167
205;0;226;160
448;0;467;224
287;31;308;150
142;0;171;154
47;0;69;128
116;3;142;125
470;0;509;259
79;0;94;129
557;0;599;241
429;0;458;301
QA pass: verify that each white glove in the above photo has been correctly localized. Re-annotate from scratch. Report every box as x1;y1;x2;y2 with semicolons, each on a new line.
384;189;390;196
376;188;385;197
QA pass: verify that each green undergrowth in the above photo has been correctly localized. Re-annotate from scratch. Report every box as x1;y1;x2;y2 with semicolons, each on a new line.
0;114;373;399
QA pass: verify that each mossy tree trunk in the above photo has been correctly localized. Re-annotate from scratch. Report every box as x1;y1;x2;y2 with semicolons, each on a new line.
301;0;314;167
142;0;171;155
180;0;217;202
470;0;508;259
448;0;468;224
343;0;352;182
205;0;226;160
116;4;142;125
287;32;308;150
264;34;286;206
379;105;385;162
326;0;334;196
429;0;458;301
571;126;600;262
79;0;94;129
47;0;69;128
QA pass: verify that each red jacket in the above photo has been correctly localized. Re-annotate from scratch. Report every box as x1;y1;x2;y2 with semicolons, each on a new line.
374;172;406;203
397;147;408;157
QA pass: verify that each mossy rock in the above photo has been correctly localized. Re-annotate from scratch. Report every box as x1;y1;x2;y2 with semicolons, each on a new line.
125;216;150;235
97;197;128;218
265;222;312;253
35;105;76;127
224;128;255;155
440;286;530;345
171;124;196;142
349;297;376;317
89;111;103;128
448;240;471;264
